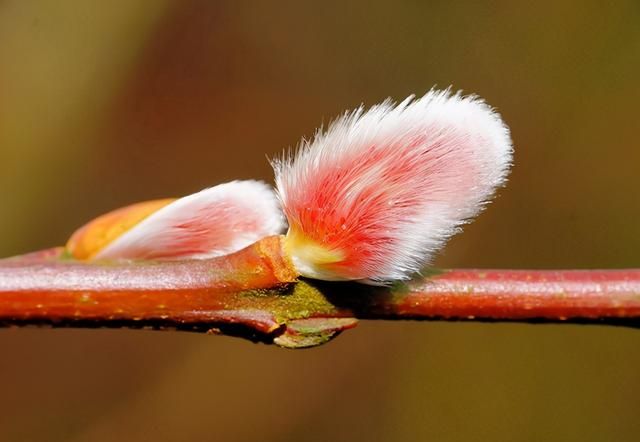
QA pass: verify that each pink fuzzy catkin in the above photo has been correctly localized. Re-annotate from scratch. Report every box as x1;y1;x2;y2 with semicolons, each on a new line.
274;89;513;283
94;180;285;261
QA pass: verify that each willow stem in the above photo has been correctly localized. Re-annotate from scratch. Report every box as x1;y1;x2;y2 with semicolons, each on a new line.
1;238;639;347
346;269;640;323
0;236;297;334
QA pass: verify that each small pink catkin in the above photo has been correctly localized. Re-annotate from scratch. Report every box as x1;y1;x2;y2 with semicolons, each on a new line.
274;89;513;283
94;180;286;260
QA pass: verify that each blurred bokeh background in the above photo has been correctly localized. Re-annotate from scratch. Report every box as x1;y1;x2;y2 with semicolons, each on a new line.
1;1;639;441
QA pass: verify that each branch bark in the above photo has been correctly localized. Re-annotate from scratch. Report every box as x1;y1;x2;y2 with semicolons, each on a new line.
1;237;639;348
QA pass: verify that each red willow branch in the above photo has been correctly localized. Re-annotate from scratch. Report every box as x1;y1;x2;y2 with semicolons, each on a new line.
1;237;639;348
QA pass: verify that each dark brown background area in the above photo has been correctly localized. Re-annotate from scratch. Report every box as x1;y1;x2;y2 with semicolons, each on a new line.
1;1;639;441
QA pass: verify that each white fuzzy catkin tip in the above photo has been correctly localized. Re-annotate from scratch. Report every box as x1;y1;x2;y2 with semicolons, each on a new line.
95;180;286;260
274;89;513;283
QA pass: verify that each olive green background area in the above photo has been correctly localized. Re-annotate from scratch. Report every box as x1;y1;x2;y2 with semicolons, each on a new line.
1;1;639;441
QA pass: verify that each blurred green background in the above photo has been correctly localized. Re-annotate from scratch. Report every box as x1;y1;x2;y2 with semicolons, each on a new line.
1;1;639;441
